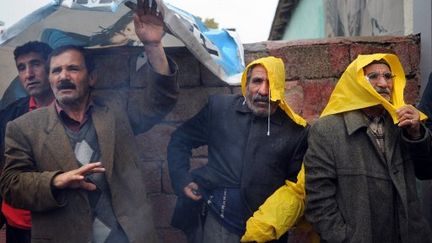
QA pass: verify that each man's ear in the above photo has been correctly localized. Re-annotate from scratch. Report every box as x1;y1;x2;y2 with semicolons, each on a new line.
88;71;97;87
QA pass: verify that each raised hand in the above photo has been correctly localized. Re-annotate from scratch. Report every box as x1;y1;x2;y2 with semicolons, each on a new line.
396;105;422;139
132;0;165;46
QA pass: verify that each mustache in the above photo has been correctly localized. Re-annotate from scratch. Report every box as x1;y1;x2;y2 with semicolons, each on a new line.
57;80;76;90
376;87;390;95
253;94;269;103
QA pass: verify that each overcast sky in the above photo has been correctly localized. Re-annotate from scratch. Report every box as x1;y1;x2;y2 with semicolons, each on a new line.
0;0;279;44
164;0;279;43
0;0;52;27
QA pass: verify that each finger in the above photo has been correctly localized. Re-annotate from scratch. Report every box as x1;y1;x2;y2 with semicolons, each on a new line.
398;118;419;128
52;173;85;189
399;113;411;122
397;108;417;123
396;107;411;118
150;0;157;15
76;162;104;175
185;188;202;201
398;117;411;126
398;120;410;127
136;0;145;16
188;182;199;190
89;167;106;174
80;181;98;191
142;0;149;15
396;105;414;114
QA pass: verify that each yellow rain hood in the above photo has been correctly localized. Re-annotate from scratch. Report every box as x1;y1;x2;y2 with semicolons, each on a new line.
241;56;307;127
320;53;427;122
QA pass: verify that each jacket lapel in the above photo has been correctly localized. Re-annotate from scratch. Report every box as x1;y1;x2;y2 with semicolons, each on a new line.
91;103;115;180
383;116;399;166
344;110;386;164
344;111;387;164
42;105;79;172
383;118;409;215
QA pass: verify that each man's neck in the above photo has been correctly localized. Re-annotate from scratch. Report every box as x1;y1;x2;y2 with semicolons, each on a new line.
58;95;91;123
362;105;386;118
33;92;54;107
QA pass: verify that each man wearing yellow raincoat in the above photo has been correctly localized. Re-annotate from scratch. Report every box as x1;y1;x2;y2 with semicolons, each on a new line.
168;56;308;242
305;53;432;243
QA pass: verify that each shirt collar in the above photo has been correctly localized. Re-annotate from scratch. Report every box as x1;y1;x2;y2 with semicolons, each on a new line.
29;96;54;111
55;100;94;130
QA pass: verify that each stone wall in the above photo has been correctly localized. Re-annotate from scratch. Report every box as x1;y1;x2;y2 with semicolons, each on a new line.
89;34;421;242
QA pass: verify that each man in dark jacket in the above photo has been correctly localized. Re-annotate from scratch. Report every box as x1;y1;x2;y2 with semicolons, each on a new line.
168;56;309;243
305;53;432;243
0;41;54;243
0;1;178;242
417;73;432;231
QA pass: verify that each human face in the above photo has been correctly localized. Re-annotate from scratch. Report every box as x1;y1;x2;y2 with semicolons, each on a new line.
49;50;95;107
16;52;51;98
364;63;394;102
245;65;278;117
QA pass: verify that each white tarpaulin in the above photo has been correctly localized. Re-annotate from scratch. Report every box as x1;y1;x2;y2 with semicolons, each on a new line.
0;0;244;85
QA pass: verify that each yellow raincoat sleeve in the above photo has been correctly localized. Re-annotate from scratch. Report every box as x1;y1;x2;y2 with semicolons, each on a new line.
241;165;307;242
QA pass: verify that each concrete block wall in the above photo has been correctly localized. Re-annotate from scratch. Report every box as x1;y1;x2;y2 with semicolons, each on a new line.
89;34;421;242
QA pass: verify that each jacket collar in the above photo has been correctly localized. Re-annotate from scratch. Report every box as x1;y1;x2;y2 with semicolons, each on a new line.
44;100;114;179
343;109;400;163
344;110;369;135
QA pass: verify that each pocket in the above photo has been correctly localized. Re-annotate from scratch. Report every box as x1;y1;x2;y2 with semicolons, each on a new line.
171;196;202;233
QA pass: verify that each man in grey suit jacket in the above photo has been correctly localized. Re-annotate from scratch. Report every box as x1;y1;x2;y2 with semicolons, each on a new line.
305;53;432;243
0;1;178;242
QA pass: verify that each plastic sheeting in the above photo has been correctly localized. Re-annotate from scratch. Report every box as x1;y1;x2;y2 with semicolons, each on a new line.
0;0;244;85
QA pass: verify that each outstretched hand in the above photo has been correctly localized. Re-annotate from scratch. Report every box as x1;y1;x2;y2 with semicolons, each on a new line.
132;0;165;46
52;162;105;191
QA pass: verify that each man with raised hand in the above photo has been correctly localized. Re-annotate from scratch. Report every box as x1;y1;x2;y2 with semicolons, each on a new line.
0;0;178;242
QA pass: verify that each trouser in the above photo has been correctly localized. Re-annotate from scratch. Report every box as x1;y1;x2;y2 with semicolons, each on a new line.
188;211;240;243
6;223;31;243
187;210;288;243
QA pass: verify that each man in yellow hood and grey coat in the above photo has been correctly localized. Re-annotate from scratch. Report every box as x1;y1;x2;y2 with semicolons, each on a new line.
305;53;432;243
168;56;308;242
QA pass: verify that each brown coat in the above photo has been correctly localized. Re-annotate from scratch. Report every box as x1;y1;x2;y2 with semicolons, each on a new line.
0;63;178;243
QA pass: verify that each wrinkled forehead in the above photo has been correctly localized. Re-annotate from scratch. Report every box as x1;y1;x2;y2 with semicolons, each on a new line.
246;64;267;80
16;52;45;65
50;50;85;67
363;63;392;75
363;59;391;73
250;64;267;77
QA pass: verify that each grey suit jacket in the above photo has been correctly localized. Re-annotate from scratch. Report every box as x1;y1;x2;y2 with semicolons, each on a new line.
305;110;432;243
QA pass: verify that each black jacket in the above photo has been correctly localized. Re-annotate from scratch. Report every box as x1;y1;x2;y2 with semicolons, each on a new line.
0;96;30;169
167;94;308;232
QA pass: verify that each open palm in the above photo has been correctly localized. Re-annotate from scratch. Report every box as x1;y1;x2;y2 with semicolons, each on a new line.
133;0;165;45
